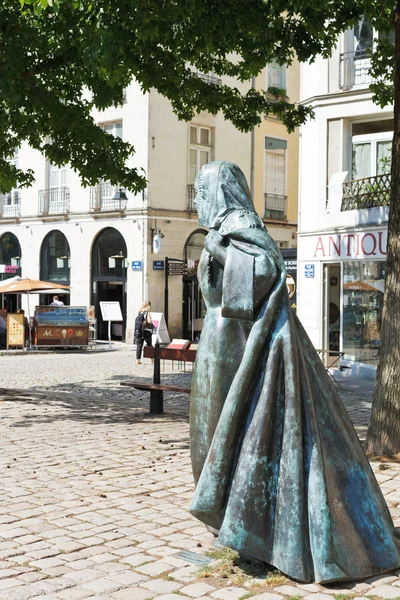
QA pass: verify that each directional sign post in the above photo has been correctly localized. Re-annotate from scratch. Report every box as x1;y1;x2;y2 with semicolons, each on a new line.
164;257;187;327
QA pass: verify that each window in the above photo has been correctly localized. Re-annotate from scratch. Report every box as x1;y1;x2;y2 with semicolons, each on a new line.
351;120;392;180
188;125;211;183
1;149;20;216
101;121;123;138
267;62;287;91
40;230;70;283
343;260;385;364
49;163;66;188
353;17;373;59
264;137;287;219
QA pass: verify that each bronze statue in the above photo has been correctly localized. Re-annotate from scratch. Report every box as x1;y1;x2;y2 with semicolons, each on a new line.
190;161;400;583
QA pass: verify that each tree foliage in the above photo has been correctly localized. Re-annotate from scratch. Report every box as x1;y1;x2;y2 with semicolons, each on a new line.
1;0;392;193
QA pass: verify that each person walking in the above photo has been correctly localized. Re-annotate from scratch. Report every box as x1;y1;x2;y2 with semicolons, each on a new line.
134;301;154;364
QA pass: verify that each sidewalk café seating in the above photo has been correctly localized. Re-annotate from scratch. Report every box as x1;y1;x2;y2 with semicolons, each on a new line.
120;343;196;414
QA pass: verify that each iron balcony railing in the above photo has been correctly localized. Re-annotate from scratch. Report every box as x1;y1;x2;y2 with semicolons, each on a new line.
90;182;127;212
0;191;21;218
264;193;287;218
195;71;222;86
339;50;372;91
38;187;70;215
187;184;197;210
341;173;391;211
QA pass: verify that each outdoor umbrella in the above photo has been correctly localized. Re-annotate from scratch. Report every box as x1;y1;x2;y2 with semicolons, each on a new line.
0;278;70;346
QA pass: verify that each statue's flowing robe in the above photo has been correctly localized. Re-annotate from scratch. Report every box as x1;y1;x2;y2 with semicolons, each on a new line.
190;210;400;584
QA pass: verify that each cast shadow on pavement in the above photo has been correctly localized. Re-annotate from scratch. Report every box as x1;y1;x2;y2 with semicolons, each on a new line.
0;375;190;428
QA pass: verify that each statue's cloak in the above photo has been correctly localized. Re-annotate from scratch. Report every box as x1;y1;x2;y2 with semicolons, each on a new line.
190;165;400;583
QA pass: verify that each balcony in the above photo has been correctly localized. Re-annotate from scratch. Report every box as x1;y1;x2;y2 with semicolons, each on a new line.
341;173;391;211
187;184;197;211
90;182;128;212
264;193;287;220
38;187;70;215
0;191;21;218
339;51;372;91
195;71;222;86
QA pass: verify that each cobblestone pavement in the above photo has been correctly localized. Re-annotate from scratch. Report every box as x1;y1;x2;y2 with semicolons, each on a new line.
0;345;400;600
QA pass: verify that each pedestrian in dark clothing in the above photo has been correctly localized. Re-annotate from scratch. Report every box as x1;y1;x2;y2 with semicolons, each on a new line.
134;301;154;364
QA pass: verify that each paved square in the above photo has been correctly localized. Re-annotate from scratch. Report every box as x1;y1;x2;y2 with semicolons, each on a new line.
0;345;399;599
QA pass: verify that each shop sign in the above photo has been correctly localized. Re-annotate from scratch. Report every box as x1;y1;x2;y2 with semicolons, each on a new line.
153;260;164;270
131;261;142;271
0;265;18;274
304;264;315;278
304;229;388;260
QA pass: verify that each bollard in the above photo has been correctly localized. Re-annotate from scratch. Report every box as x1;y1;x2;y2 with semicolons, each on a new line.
150;342;163;414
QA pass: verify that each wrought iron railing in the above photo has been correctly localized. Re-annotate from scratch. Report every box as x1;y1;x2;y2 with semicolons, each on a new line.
339;50;372;91
264;193;287;218
38;187;70;215
341;173;391;211
90;182;127;212
0;191;21;218
195;71;222;86
187;184;197;210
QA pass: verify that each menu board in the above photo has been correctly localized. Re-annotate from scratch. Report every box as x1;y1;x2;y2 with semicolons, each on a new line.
7;313;25;350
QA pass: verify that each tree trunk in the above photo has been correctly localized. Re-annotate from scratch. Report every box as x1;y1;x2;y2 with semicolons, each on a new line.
366;2;400;456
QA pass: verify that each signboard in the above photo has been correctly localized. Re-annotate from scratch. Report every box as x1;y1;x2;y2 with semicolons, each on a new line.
0;265;19;274
99;301;123;322
132;261;142;271
150;312;170;344
300;229;387;261
304;264;315;278
6;313;24;350
168;261;188;276
153;260;165;271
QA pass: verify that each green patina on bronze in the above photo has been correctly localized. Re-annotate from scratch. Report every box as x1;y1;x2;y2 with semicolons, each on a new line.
190;161;400;584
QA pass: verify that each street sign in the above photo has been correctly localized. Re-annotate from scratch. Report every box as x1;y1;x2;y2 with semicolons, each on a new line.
304;264;315;278
153;260;165;270
168;261;188;276
132;261;142;271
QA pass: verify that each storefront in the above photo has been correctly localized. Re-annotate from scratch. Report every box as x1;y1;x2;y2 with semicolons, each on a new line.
297;227;386;367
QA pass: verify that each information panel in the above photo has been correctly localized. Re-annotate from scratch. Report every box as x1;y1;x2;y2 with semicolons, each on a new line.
150;312;170;344
100;301;123;322
7;313;25;350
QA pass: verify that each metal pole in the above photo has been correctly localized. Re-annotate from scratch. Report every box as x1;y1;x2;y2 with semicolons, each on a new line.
108;320;111;348
27;292;32;348
164;257;169;328
150;342;163;414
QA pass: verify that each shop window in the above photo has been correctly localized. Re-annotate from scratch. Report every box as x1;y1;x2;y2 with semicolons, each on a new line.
264;137;287;220
185;230;207;276
343;260;385;364
40;230;70;284
188;125;212;183
0;232;21;279
92;227;128;279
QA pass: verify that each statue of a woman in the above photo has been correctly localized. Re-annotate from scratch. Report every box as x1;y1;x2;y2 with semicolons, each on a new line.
190;161;400;584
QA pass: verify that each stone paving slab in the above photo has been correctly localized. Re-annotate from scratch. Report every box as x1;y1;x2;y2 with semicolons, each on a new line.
0;347;399;599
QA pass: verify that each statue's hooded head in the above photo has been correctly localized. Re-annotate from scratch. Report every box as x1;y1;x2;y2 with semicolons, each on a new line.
195;161;255;228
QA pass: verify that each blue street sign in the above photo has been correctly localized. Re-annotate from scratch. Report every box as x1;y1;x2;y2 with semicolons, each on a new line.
304;264;315;278
153;260;165;270
132;261;142;271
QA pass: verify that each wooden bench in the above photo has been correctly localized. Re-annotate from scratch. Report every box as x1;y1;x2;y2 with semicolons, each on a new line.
120;343;196;414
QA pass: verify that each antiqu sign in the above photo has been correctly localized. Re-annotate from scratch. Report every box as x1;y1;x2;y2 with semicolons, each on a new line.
303;229;388;260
